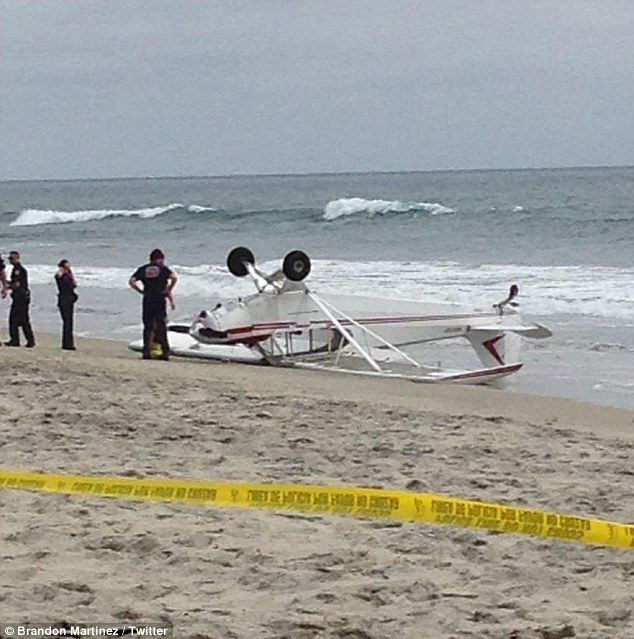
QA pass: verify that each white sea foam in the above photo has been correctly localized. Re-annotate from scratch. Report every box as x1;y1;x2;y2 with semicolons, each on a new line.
323;198;454;221
10;203;214;226
187;204;214;213
25;260;634;321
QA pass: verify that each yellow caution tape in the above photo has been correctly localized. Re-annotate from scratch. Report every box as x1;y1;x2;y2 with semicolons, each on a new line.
1;468;632;549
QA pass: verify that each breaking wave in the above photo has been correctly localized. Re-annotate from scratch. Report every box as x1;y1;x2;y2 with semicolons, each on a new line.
8;198;456;227
323;198;454;221
24;259;634;321
10;203;216;226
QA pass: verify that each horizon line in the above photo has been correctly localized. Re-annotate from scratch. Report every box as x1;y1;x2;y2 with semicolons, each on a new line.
1;162;633;185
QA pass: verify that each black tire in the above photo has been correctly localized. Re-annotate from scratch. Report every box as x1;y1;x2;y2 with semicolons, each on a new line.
227;246;255;277
283;250;311;281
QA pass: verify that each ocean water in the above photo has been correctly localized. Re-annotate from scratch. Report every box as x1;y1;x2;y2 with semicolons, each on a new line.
1;167;632;409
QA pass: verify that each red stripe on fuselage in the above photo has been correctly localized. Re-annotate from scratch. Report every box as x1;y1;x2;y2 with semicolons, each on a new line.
442;363;522;381
224;311;499;342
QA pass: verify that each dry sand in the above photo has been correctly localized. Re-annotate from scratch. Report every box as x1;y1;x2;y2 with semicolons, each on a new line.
0;334;633;639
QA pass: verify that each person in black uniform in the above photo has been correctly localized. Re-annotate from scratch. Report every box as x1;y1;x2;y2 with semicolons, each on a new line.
5;250;35;348
55;259;78;350
128;249;177;360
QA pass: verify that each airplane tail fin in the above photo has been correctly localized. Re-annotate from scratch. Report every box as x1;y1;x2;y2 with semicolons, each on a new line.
467;329;522;368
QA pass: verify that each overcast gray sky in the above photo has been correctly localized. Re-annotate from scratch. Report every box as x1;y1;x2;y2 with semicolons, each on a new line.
1;0;633;180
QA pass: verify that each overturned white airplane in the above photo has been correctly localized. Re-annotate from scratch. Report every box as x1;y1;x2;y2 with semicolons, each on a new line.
130;247;552;385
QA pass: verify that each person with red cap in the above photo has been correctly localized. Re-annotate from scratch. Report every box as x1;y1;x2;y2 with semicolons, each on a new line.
129;249;177;360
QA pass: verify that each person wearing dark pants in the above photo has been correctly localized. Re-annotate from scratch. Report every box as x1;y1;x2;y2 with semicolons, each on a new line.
129;249;177;360
143;300;168;357
5;251;35;348
55;259;78;350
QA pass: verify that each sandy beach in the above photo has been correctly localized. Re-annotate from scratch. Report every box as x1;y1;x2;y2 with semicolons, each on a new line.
0;334;632;639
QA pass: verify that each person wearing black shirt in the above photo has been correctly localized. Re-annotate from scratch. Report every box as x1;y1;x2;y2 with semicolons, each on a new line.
5;250;35;347
129;248;177;360
55;259;78;350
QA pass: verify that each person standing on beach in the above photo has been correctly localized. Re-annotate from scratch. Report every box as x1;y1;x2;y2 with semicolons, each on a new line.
5;251;35;348
128;248;177;360
55;259;78;350
0;254;9;301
